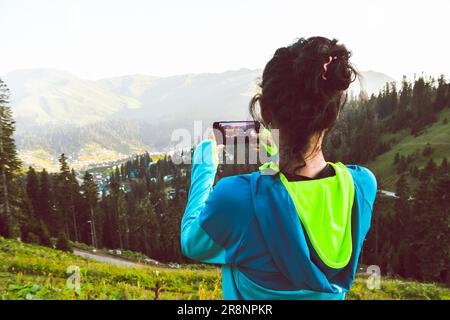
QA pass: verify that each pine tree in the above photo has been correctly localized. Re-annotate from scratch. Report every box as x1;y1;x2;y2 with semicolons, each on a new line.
56;230;72;252
393;76;413;130
99;193;115;248
434;75;447;111
117;191;129;248
394;152;400;164
398;76;411;111
138;197;160;257
422;143;433;157
439;157;448;175
55;154;80;241
388;82;398;116
26;167;40;218
55;154;69;235
108;179;129;249
37;219;52;247
412;77;436;132
81;172;99;248
395;174;410;211
421;158;437;180
0;78;21;238
38;169;55;235
394;173;411;242
69;169;82;243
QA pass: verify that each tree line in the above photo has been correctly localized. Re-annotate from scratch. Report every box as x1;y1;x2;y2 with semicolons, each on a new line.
21;152;194;262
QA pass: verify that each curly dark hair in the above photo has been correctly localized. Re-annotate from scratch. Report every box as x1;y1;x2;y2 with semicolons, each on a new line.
249;36;359;174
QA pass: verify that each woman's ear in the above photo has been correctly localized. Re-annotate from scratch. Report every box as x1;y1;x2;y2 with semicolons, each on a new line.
260;104;272;127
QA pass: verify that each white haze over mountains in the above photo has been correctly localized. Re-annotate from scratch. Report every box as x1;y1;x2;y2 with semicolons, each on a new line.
3;68;393;168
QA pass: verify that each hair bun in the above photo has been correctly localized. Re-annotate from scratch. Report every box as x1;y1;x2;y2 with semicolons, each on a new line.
325;56;354;91
287;37;356;95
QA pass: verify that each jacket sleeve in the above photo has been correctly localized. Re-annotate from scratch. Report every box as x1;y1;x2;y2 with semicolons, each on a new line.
358;166;378;210
180;139;227;264
346;164;378;239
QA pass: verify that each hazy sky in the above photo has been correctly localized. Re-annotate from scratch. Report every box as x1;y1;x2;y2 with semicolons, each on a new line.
1;0;449;80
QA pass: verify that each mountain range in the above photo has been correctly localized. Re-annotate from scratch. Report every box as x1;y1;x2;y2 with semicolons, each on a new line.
2;68;394;170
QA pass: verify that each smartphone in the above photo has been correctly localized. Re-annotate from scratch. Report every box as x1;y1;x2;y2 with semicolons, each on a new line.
213;121;261;169
212;121;260;146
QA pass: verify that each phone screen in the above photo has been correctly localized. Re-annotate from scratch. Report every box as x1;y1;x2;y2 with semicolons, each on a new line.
212;121;260;146
212;121;261;168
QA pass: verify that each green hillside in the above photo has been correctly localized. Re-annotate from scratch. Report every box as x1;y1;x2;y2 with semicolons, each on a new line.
368;108;450;190
0;237;449;300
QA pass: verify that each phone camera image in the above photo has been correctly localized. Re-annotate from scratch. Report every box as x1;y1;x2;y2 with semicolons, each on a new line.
212;121;264;171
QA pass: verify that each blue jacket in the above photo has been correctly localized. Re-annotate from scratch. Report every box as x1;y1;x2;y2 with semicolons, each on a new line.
181;140;377;300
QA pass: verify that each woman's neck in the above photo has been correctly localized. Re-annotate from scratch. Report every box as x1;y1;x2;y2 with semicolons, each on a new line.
280;150;327;178
295;151;327;178
278;132;327;178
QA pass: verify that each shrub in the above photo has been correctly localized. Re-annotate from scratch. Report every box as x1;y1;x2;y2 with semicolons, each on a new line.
26;233;41;245
38;220;52;247
55;231;72;252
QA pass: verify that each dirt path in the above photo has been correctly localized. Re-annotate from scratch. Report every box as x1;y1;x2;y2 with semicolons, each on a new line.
380;189;396;198
73;249;141;267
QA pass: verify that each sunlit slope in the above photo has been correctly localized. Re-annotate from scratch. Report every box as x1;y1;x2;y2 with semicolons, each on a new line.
4;69;140;125
367;108;450;190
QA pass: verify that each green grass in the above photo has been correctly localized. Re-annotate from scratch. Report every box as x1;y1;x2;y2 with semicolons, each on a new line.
0;237;220;300
0;237;448;300
367;108;450;190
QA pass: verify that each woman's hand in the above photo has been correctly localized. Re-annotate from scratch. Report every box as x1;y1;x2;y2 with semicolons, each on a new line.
205;128;224;165
191;128;225;167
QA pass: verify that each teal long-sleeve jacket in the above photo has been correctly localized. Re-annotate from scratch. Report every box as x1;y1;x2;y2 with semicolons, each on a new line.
181;140;377;300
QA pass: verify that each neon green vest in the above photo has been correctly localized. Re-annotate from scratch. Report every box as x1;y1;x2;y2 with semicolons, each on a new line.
260;161;354;269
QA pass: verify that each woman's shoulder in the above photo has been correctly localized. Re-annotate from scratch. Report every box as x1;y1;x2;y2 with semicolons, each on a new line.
212;173;254;200
208;172;260;215
344;164;377;207
344;164;376;180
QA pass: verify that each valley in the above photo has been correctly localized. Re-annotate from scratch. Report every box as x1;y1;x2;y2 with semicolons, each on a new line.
3;68;393;171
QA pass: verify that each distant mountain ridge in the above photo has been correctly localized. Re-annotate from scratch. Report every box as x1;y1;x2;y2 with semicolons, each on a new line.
2;68;394;169
4;69;141;126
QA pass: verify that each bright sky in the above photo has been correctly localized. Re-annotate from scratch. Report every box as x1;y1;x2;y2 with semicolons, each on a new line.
1;0;449;80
